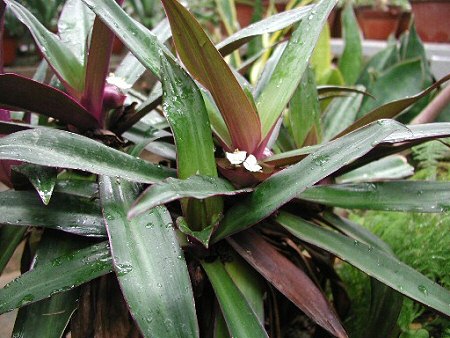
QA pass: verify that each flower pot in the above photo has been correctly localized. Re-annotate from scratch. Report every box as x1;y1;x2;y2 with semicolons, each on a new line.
1;32;17;66
235;0;288;28
355;5;403;40
328;7;342;38
410;0;450;42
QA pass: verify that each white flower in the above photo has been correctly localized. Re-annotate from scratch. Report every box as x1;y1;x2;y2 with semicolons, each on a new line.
225;150;247;165
242;154;262;172
106;73;132;91
225;150;262;172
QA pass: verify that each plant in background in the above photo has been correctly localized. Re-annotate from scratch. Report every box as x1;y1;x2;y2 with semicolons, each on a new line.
0;0;450;337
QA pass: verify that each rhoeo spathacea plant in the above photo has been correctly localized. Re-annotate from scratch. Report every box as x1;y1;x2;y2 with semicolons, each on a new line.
1;0;450;337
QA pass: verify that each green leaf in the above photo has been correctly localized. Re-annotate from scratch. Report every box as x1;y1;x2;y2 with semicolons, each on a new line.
335;73;450;138
160;54;223;229
276;212;450;317
337;155;414;183
161;0;261;153
256;0;337;137
0;191;106;237
300;181;450;212
356;43;399;88
5;0;84;93
0;241;112;314
0;225;26;274
288;65;320;148
310;22;332;84
358;59;424;118
216;5;313;55
201;259;268;338
129;175;251;219
216;0;239;36
320;213;403;338
58;0;95;66
12;231;83;338
80;0;173;79
99;176;199;338
0;129;175;183
54;179;98;199
254;41;287;99
223;249;265;324
114;19;172;88
14;164;57;205
321;86;365;141
213;120;406;241
338;3;362;85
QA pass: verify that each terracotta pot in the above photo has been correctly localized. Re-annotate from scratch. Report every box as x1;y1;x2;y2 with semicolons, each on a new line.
410;1;450;42
328;7;342;38
235;0;288;28
355;5;403;40
396;11;411;37
1;32;17;66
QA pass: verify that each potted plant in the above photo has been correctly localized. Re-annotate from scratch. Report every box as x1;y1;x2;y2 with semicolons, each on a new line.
410;0;450;42
1;6;23;66
0;0;450;337
354;0;410;39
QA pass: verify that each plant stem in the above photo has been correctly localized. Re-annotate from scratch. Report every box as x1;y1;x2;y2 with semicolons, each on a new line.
412;85;450;124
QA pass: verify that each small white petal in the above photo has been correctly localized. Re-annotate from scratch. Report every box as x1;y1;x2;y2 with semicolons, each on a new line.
106;73;132;90
243;155;262;172
226;150;247;165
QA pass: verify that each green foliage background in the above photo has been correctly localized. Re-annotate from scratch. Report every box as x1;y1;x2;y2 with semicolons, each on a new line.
339;140;450;338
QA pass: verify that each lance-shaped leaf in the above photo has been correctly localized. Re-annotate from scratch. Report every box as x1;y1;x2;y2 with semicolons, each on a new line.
0;74;98;130
288;65;321;148
216;5;313;55
335;72;450;139
58;0;95;66
300;181;450;212
336;155;414;183
0;128;175;183
213;120;407;241
13;164;57;205
12;231;84;338
338;2;362;85
228;229;348;338
256;0;337;137
54;179;98;199
5;0;84;94
223;249;265;324
0;190;106;237
0;241;112;314
321;213;404;338
99;176;199;338
201;259;268;338
81;0;173;78
276;212;450;316
160;54;223;230
321;86;365;141
0;225;26;274
114;19;172;89
129;176;251;219
161;0;261;153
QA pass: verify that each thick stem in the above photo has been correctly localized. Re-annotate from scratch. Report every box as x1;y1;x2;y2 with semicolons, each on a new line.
412;85;450;124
